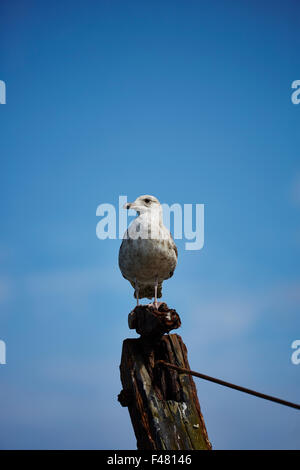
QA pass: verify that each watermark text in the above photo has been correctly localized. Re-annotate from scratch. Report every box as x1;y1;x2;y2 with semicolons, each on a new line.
0;80;6;104
291;340;300;365
96;196;204;251
291;80;300;105
0;340;6;364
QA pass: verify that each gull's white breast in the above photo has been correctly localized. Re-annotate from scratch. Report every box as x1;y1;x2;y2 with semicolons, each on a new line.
119;215;177;284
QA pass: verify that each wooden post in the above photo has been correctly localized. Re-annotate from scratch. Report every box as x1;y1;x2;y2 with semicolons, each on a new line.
118;303;212;450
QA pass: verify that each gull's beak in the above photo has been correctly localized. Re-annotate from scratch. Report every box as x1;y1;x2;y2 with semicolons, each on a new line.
124;200;141;213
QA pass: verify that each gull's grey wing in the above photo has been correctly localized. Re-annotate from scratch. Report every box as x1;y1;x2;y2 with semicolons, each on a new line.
170;232;178;259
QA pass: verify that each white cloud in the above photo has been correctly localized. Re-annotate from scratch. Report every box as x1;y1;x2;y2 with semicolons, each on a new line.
192;295;256;343
183;279;300;351
0;277;12;305
24;266;119;295
290;173;300;207
19;265;127;317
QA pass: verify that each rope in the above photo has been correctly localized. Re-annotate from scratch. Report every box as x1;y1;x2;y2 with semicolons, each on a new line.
156;360;300;411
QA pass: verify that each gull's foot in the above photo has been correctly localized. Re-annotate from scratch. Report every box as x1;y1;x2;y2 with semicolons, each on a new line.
147;301;163;311
130;301;162;314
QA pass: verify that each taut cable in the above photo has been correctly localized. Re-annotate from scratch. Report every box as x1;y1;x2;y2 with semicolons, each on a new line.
156;360;300;411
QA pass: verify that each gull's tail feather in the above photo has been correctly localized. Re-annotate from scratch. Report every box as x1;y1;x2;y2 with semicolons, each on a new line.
131;282;162;300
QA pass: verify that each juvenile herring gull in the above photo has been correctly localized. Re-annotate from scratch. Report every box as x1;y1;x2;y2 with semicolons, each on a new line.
119;195;178;308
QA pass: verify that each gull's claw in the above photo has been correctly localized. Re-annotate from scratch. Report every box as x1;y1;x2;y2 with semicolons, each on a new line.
147;301;163;310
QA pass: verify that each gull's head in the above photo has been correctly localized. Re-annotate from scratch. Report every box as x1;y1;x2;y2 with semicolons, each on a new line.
124;195;161;215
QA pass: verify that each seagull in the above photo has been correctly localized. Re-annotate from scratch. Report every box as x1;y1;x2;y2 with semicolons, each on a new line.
119;195;178;309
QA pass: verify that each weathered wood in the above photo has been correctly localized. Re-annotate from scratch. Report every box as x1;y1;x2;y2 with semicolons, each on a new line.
118;305;211;450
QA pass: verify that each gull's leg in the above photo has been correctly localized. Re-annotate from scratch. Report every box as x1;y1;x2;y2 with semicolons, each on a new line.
154;277;158;310
135;278;139;306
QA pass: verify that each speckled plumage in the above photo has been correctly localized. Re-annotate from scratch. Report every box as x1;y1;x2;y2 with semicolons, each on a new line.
119;195;178;300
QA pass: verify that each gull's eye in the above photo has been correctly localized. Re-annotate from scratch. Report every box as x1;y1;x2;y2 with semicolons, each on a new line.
144;198;151;204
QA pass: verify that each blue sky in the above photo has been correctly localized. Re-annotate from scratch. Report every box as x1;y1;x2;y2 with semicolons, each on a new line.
0;0;299;449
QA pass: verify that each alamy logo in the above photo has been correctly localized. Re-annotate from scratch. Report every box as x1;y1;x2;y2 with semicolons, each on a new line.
96;196;204;251
0;80;6;104
291;340;300;365
0;340;6;364
291;80;300;105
